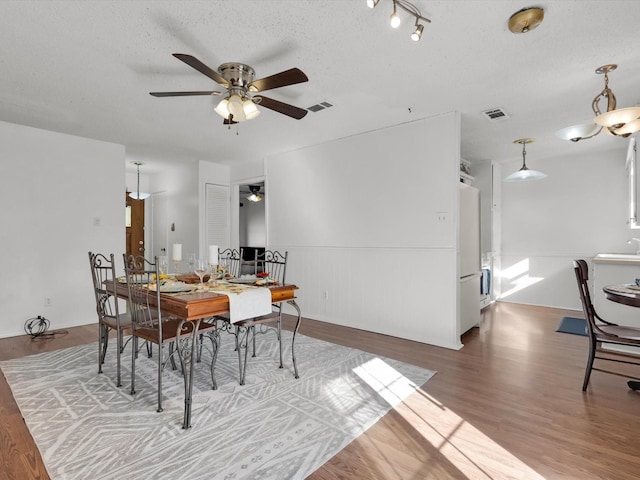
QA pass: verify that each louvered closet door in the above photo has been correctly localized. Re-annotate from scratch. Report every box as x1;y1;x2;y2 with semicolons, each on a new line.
205;183;230;249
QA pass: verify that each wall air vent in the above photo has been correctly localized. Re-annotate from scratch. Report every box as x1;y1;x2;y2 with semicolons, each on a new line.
307;101;334;113
481;107;510;122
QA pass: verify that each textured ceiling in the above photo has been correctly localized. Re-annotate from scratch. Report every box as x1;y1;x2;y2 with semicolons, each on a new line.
0;0;639;174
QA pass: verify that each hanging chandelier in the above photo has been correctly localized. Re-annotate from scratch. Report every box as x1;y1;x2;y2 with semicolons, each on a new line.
556;64;640;142
504;138;547;182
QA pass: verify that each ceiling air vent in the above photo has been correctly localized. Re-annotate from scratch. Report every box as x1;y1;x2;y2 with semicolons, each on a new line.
481;107;510;122
307;101;334;113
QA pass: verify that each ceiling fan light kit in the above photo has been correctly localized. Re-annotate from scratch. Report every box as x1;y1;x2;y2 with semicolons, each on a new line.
504;138;547;182
556;63;640;142
367;0;431;42
150;54;308;126
246;185;263;202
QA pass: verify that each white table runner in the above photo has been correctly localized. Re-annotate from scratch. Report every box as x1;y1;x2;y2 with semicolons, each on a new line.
207;283;273;323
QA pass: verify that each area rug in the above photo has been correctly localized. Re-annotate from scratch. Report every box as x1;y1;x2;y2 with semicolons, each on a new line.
0;330;435;480
556;316;588;336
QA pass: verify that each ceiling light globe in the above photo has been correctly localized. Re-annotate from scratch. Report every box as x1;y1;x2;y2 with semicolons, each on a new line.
390;12;401;28
214;98;230;118
243;99;261;120
227;94;246;121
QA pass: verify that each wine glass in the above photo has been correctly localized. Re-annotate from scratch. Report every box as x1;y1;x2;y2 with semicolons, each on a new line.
194;258;207;284
187;253;196;272
158;256;168;276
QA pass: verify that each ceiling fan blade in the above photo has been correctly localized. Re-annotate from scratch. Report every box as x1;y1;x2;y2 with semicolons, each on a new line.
172;53;230;88
150;91;220;97
248;68;308;92
256;96;308;120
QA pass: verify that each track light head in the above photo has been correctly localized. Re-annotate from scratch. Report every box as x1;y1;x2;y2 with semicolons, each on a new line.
411;23;424;41
366;0;380;8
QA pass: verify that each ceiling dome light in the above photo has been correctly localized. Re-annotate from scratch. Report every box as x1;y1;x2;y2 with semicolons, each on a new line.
504;138;547;182
410;24;424;41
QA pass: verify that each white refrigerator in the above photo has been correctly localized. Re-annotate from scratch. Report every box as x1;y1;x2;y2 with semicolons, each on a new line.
459;183;481;334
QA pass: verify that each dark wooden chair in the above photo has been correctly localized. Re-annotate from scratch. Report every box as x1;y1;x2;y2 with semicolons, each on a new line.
573;259;640;391
88;252;131;387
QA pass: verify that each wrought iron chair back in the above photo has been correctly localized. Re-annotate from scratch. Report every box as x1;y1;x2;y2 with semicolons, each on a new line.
88;251;131;387
218;248;244;278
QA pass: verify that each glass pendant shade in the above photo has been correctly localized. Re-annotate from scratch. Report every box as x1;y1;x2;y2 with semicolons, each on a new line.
504;167;547;182
594;106;640;137
555;123;601;142
504;138;546;182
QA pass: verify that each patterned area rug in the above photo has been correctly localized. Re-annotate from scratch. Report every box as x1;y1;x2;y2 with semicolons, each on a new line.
0;330;435;480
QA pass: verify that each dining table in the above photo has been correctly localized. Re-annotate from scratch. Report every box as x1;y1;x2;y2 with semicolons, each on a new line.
107;276;301;428
602;283;640;391
602;283;640;308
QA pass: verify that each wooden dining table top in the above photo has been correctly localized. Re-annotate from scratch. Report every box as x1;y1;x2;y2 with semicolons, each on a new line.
602;284;640;308
107;279;299;321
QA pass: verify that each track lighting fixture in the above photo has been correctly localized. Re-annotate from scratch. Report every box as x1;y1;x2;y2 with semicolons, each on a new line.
556;64;640;142
367;0;431;42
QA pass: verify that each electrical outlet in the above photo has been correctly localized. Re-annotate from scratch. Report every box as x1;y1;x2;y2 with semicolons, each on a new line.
44;297;52;306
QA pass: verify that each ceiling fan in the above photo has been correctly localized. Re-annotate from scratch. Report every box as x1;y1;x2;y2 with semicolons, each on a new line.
150;53;309;124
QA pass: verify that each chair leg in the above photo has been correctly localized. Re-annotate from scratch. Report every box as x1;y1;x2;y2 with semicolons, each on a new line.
582;339;597;392
98;324;105;374
157;343;164;413
236;325;252;386
116;328;122;388
289;300;302;380
130;335;137;395
277;315;284;369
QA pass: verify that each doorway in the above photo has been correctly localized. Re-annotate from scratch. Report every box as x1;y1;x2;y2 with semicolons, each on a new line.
125;192;145;258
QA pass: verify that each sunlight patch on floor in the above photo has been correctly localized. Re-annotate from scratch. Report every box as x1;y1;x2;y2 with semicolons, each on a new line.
355;359;546;479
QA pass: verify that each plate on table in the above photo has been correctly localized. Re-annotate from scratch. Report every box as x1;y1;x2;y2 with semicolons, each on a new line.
117;274;149;283
228;276;258;285
155;282;198;293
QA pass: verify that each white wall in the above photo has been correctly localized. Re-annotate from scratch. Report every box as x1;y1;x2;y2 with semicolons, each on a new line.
498;144;630;310
0;121;124;338
265;113;462;349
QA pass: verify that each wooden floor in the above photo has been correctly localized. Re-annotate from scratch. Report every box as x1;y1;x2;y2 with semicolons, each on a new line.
1;302;640;479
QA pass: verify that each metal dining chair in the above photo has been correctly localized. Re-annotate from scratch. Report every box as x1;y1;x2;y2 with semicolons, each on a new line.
88;252;132;387
123;255;220;417
233;250;299;385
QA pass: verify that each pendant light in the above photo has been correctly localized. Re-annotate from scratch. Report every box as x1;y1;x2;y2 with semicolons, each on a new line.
504;138;547;182
129;162;151;200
